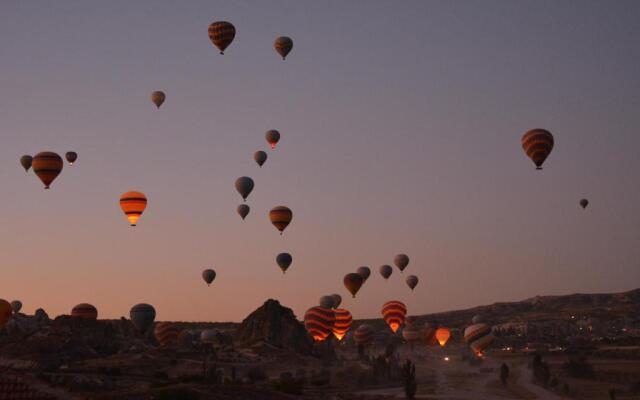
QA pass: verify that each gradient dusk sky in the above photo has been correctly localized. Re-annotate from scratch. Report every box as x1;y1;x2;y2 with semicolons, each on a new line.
1;1;639;322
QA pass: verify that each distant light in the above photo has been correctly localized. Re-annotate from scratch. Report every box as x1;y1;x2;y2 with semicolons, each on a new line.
444;356;450;361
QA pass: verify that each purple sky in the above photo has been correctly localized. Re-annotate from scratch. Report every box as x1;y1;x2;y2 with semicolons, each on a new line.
1;1;639;322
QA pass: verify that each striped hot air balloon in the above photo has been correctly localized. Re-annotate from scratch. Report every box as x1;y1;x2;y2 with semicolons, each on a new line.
71;303;98;320
154;322;179;346
32;151;63;189
464;323;494;356
354;324;374;347
381;301;407;333
303;306;335;342
274;36;293;60
332;308;353;341
269;206;292;234
521;129;554;170
0;299;13;329
208;21;235;54
119;191;147;226
435;327;451;347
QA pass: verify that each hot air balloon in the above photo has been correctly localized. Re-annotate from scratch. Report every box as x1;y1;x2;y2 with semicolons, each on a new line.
20;155;32;172
303;306;335;342
119;191;147;226
276;253;292;273
435;327;451;347
580;199;589;209
71;303;98;320
402;319;420;344
331;294;342;309
379;265;392;280
237;204;250;220
521;129;554;170
254;151;267;167
130;303;156;333
357;266;371;282
269;206;292;234
235;177;254;202
266;130;280;149
354;324;374;347
470;333;494;356
332;308;353;340
319;295;335;309
32;151;63;189
65;151;78;165
424;323;438;346
406;275;419;290
151;91;166;109
382;301;407;333
201;329;217;344
208;21;236;54
0;299;12;329
394;254;409;273
202;269;216;286
343;273;364;298
274;36;293;60
154;322;179;346
10;301;22;314
471;315;483;324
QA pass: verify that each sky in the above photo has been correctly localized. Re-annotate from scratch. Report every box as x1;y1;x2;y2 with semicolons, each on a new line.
1;0;639;322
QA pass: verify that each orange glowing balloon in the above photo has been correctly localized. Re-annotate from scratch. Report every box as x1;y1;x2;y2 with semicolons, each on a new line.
435;327;451;347
119;191;148;226
332;308;353;341
381;300;407;333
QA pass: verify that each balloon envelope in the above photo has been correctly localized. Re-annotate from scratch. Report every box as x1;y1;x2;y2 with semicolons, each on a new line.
10;300;22;314
357;266;371;282
274;36;293;60
154;322;179;346
20;155;32;172
304;306;335;342
235;177;254;201
32;152;63;189
381;301;407;333
269;206;292;234
406;275;419;290
254;151;267;167
343;273;364;298
580;199;589;209
332;308;353;340
130;303;156;333
71;303;98;320
331;294;342;309
120;191;147;226
354;324;374;347
151;91;165;108
265;130;281;149
208;21;236;54
394;254;409;272
65;151;78;165
521;129;554;170
435;327;451;347
237;204;250;220
379;265;393;279
319;295;335;309
276;253;293;273
202;269;216;286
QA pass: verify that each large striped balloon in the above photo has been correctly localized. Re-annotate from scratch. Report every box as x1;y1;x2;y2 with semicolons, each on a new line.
435;327;451;347
354;324;374;347
269;206;292;234
119;191;147;226
332;308;353;341
130;303;156;333
32;151;63;189
0;299;13;329
274;36;293;60
154;322;179;346
208;21;235;54
463;323;492;344
521;129;554;170
303;306;335;342
381;301;407;333
71;303;98;320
